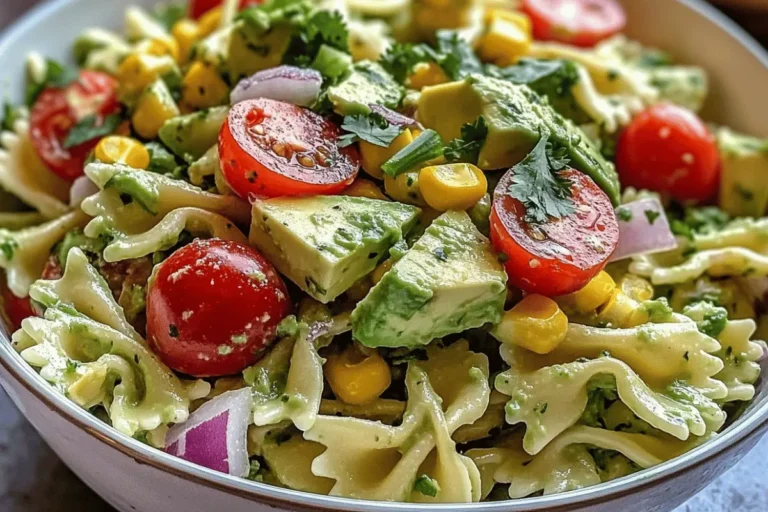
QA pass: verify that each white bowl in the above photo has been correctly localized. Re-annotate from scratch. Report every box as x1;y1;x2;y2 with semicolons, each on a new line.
1;1;768;511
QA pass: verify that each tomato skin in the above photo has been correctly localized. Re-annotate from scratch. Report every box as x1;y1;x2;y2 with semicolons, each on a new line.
616;103;720;203
219;99;360;199
190;0;262;19
146;239;291;378
490;169;619;296
30;71;120;182
1;284;35;332
522;0;626;47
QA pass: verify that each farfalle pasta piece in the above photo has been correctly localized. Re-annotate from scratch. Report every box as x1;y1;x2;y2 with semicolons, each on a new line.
81;162;251;243
496;349;725;455
0;210;89;297
100;207;248;263
260;431;335;495
0;212;45;230
0;118;70;219
244;324;324;432
304;341;490;503
632;247;768;285
570;63;646;133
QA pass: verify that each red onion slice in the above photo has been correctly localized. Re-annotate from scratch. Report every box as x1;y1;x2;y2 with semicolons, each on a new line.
231;66;323;107
165;388;251;477
69;175;99;207
369;104;422;130
609;198;678;262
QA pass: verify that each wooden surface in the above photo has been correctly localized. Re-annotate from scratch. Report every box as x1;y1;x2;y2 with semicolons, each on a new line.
1;1;768;511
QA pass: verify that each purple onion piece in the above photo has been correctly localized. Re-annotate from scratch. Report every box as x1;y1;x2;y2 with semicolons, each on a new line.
69;175;99;207
165;388;251;477
231;66;323;108
609;198;678;262
369;104;422;130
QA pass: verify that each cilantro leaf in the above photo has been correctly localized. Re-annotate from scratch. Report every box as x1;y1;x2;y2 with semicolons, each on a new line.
380;43;438;84
25;59;79;106
338;115;403;148
444;116;488;164
434;30;483;80
508;134;575;224
153;2;187;31
1;103;22;133
644;209;661;225
63;114;122;149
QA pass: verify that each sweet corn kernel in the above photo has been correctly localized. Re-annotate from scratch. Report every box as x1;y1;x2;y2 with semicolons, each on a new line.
134;37;180;61
372;259;393;285
172;19;201;64
198;7;223;37
492;295;569;354
325;346;392;405
419;163;488;212
407;62;449;90
597;290;641;328
343;179;390;201
557;271;616;314
132;81;181;140
94;136;151;169
618;274;654;303
384;170;426;206
182;61;230;109
117;53;178;102
360;129;414;180
478;10;532;65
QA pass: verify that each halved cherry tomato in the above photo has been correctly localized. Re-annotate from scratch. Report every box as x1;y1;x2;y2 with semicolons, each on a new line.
490;168;619;296
219;98;360;199
189;0;263;19
30;71;120;182
616;103;720;203
522;0;626;47
1;282;35;331
146;239;291;378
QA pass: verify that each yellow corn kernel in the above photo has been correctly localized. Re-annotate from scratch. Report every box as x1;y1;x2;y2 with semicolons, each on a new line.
557;271;616;314
372;259;393;285
198;7;222;37
117;53;177;102
172;19;201;64
618;274;654;303
343;179;390;201
598;290;641;328
407;62;449;90
360;129;414;180
492;295;569;355
134;38;180;61
419;163;488;212
182;61;230;109
478;10;532;65
325;346;392;405
384;170;426;206
132;82;181;140
94;136;150;169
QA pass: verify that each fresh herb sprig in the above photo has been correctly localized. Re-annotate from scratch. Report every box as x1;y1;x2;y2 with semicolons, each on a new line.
444;117;488;164
338;114;404;148
63;114;122;149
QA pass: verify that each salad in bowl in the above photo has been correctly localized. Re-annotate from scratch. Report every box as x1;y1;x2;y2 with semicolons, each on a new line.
0;0;767;505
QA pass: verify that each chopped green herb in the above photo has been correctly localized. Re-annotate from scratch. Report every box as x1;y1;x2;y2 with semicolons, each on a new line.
63;114;122;149
444;116;488;164
616;207;633;222
26;59;79;106
644;209;661;225
169;324;179;338
338;114;403;148
413;474;441;497
0;237;19;261
65;360;79;374
697;307;728;338
534;402;549;414
153;2;186;31
1;103;22;132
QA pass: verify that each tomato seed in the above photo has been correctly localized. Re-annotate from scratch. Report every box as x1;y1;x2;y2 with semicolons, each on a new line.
298;155;316;168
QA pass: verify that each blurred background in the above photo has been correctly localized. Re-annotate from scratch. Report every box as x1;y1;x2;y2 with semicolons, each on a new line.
1;0;768;511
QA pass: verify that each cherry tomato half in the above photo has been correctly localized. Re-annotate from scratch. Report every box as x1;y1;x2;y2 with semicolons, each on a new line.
490;168;619;296
1;282;35;332
616;103;720;203
190;0;263;19
147;239;291;378
522;0;626;47
30;71;120;182
219;98;360;199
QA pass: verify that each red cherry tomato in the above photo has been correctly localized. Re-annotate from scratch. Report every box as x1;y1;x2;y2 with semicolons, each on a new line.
190;0;263;19
30;71;120;182
616;104;720;203
1;283;35;332
522;0;626;47
219;98;360;199
490;168;619;296
146;239;291;378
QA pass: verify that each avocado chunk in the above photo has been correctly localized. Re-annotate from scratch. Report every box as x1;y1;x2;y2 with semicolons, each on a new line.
417;74;620;205
158;106;229;162
327;61;404;116
228;21;294;84
717;127;768;217
250;196;421;303
351;211;507;349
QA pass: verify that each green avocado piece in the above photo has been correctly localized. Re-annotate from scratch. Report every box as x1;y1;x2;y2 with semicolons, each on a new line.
158;106;229;163
351;211;507;349
327;61;404;116
250;196;421;303
104;170;160;215
717;127;768;218
417;74;620;205
228;20;294;84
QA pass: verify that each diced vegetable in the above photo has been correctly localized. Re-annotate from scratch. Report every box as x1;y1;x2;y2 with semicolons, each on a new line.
230;66;322;108
609;198;678;262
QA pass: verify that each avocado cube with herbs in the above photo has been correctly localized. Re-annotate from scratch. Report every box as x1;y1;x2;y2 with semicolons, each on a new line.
250;196;421;303
417;74;620;205
351;210;507;349
718;127;768;217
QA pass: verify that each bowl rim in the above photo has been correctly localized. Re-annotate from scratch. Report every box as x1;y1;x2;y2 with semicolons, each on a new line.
2;0;768;510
